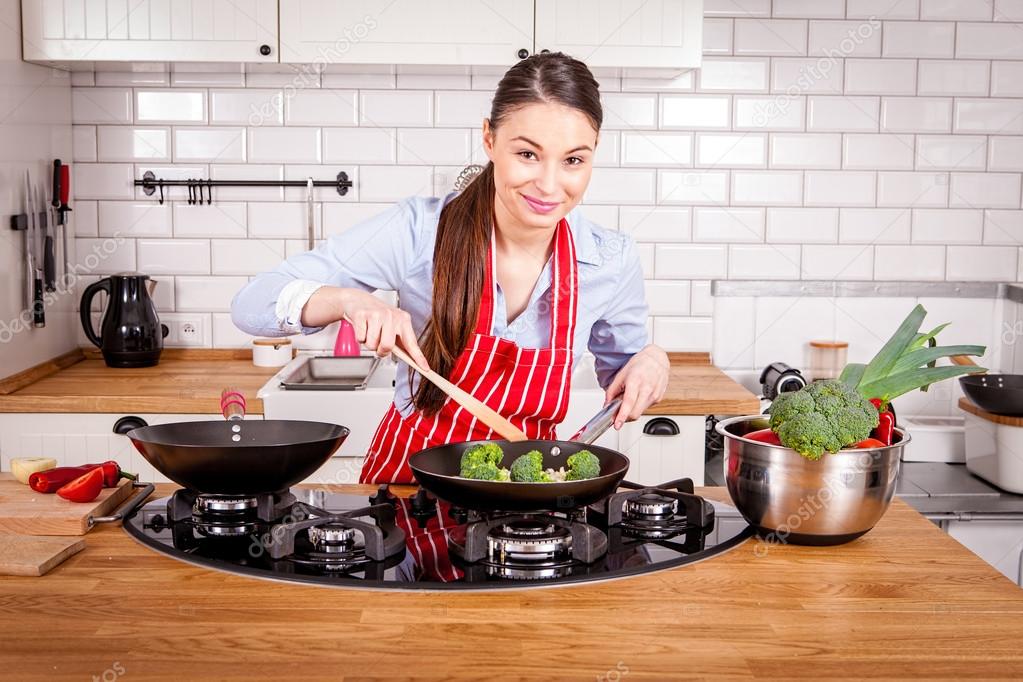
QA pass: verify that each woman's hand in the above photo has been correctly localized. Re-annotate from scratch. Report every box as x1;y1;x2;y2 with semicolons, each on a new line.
605;344;670;429
302;286;430;369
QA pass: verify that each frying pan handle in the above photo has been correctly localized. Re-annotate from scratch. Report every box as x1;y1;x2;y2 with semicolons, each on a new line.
220;388;246;421
570;398;623;444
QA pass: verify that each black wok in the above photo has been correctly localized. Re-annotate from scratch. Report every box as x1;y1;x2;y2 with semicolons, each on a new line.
953;355;1023;416
126;419;348;495
121;389;348;494
410;439;629;512
960;374;1023;416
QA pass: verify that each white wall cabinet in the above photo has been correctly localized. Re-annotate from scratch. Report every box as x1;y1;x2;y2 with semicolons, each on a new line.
23;0;702;70
535;0;702;69
22;0;279;63
278;0;535;66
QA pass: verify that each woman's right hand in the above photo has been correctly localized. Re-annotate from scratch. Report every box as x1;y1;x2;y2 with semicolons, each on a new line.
303;287;430;370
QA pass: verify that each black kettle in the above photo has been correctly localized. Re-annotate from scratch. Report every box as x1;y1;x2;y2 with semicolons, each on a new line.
80;272;169;368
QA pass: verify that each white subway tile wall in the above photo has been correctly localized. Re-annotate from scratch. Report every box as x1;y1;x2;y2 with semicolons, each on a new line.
71;5;1023;367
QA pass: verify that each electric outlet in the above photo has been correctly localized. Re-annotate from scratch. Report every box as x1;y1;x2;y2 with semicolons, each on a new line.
161;314;207;347
177;317;204;346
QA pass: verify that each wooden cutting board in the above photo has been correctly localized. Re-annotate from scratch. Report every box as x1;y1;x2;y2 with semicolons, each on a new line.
0;472;134;536
0;534;85;576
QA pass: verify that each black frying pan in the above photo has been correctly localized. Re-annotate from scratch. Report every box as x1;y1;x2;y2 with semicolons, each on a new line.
123;389;349;495
409;399;629;512
410;439;629;512
954;356;1023;416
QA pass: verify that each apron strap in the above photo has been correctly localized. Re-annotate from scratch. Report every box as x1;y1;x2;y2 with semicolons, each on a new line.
474;217;579;349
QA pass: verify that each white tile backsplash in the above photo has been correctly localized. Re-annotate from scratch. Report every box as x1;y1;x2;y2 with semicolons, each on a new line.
67;10;1023;367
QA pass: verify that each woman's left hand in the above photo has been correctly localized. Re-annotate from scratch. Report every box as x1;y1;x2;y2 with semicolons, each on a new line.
605;344;670;429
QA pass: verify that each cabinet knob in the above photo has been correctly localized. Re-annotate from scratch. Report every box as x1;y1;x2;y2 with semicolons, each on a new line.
259;44;272;56
643;417;680;436
517;48;529;59
113;415;148;435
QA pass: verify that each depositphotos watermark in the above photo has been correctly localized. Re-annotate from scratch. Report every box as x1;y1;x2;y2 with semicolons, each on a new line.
751;17;881;128
0;234;126;344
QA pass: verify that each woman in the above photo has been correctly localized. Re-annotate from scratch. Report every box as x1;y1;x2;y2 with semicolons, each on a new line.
232;52;669;486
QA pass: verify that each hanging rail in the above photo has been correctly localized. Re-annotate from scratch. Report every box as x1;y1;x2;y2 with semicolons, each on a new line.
133;170;353;205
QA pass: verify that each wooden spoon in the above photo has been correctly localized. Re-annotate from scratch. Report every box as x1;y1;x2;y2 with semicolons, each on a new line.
389;344;529;442
951;355;988;375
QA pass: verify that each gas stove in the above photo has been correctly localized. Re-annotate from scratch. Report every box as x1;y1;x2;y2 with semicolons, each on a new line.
123;480;751;590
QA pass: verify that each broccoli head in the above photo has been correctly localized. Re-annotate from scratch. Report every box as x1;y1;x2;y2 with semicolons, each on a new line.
461;462;512;481
565;450;601;481
509;450;552;482
766;379;880;460
460;442;504;478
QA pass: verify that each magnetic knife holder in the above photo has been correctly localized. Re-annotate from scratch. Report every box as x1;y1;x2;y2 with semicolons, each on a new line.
133;169;354;205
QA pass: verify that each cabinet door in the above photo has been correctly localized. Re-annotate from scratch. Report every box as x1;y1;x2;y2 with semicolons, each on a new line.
279;0;534;66
534;0;702;70
22;0;278;62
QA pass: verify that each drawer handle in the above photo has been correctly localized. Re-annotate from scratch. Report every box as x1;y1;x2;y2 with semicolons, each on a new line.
643;417;679;436
113;415;148;434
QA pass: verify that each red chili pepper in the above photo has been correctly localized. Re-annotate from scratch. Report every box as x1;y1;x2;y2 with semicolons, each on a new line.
29;461;135;494
744;428;783;446
868;398;895;446
56;467;104;503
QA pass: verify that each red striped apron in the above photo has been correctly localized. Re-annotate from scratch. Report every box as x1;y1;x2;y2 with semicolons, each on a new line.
359;218;579;582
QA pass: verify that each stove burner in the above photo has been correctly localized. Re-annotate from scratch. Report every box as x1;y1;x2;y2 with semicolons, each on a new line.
451;513;607;566
487;519;573;563
308;524;356;551
194;495;258;515
626;493;678;519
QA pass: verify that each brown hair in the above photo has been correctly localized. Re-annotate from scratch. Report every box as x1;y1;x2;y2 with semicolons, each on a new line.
411;51;603;416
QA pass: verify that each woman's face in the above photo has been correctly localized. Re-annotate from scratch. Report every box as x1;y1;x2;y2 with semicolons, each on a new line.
482;102;598;231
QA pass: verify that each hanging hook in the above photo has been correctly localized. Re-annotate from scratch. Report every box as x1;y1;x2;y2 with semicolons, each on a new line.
197;178;205;205
206;178;212;204
157;179;164;205
188;178;195;205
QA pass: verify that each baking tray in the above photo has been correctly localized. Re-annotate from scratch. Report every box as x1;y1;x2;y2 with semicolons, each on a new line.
278;355;381;390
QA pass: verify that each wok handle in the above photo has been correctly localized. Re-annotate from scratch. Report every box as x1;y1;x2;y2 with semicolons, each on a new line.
89;481;155;527
570;398;623;444
951;355;987;374
220;388;246;421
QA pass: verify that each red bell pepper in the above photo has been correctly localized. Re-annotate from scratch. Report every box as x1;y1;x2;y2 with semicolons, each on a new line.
869;398;895;446
56;467;104;503
29;461;136;494
744;428;783;446
848;437;886;449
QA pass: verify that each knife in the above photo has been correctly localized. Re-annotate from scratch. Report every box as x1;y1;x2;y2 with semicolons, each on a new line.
20;171;33;313
26;170;44;327
59;163;71;282
41;176;55;292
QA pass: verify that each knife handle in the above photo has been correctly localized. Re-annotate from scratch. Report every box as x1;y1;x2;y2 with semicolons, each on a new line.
60;164;70;207
33;277;45;327
52;160;61;208
44;235;55;291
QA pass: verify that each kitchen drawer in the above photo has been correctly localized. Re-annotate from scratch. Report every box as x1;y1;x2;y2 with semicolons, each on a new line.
618;415;706;486
0;413;262;484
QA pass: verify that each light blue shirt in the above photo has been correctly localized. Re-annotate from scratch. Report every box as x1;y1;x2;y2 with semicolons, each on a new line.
231;192;650;418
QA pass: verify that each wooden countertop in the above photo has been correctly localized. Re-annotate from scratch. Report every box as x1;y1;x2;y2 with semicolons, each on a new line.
1;484;1021;680
0;350;759;416
0;349;279;414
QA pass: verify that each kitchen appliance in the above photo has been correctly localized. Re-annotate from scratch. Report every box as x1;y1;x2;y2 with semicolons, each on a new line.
120;393;350;495
758;362;806;401
716;415;909;545
960;399;1023;494
122;477;752;590
80;272;168;368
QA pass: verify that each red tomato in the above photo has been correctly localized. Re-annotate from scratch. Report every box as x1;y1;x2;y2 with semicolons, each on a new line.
56;467;104;503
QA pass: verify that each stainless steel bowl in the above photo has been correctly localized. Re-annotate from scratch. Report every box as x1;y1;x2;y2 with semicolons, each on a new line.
716;415;910;546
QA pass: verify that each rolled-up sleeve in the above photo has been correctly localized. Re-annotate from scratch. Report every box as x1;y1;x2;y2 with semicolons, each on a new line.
231;197;424;337
587;236;650;390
